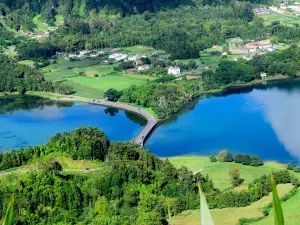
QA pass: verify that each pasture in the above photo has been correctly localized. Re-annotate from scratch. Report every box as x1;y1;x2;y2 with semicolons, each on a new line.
70;74;152;92
172;183;294;225
33;14;49;30
43;57;155;98
260;13;300;26
168;156;286;190
252;188;300;225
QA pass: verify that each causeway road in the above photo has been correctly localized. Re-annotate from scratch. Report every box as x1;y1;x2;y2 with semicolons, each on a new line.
38;93;159;147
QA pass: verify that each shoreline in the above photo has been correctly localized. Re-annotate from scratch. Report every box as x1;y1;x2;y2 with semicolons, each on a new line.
25;92;159;147
0;74;295;147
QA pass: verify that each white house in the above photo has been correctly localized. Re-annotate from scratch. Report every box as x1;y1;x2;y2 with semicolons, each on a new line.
168;66;181;76
137;65;150;71
260;72;267;79
109;53;128;61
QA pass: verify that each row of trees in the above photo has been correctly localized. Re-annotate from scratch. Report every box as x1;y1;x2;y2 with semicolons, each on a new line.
211;150;264;167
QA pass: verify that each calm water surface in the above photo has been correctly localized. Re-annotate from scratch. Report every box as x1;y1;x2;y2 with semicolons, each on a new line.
146;78;300;163
0;95;146;151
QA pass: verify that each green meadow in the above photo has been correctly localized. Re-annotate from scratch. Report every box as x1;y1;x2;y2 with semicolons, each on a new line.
168;156;300;225
43;55;156;98
167;156;286;190
260;13;300;26
172;183;293;225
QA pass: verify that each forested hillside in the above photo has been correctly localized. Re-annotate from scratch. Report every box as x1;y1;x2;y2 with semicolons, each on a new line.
0;127;298;224
0;54;72;94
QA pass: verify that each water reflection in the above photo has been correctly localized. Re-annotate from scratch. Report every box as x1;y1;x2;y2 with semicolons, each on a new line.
249;87;300;161
0;95;146;151
105;107;119;116
146;78;300;163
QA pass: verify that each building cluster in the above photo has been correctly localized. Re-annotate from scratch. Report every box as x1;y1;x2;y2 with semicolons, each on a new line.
286;2;300;14
253;7;269;16
243;39;277;60
66;50;103;59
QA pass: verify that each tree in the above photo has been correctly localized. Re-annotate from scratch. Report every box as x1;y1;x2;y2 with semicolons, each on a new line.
217;150;233;162
104;88;121;102
224;152;234;162
234;154;243;163
39;159;63;175
241;154;251;165
229;167;241;187
250;156;264;167
210;156;217;162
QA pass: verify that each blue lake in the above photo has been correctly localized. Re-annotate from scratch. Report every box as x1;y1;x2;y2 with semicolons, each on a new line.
146;78;300;164
0;95;146;151
2;78;300;163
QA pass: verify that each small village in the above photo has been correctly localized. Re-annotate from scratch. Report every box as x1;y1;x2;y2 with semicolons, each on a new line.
254;2;300;17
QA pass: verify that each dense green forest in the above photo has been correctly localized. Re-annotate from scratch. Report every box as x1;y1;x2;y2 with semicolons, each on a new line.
0;127;298;224
0;54;72;94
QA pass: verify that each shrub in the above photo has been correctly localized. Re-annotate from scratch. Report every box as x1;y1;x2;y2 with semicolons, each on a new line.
293;166;300;173
291;176;300;187
287;164;294;170
210;156;217;162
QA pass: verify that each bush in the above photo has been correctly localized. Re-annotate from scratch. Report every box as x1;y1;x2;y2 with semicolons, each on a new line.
250;156;264;167
293;166;300;173
210;156;217;162
291;176;300;187
287;164;294;170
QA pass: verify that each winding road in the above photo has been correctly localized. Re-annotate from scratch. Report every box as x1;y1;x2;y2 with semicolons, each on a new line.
43;94;159;147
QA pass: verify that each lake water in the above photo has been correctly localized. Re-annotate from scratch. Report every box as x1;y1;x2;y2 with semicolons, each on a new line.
146;78;300;164
0;95;146;151
2;78;300;163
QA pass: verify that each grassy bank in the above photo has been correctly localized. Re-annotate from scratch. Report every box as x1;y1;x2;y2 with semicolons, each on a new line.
172;183;294;225
167;156;286;191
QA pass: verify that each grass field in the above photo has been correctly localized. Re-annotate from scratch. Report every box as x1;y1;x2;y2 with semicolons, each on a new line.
70;74;151;92
43;58;101;72
168;156;286;190
43;57;155;98
120;46;164;56
260;13;300;26
252;188;300;225
62;79;105;98
172;183;294;225
21;155;103;170
32;14;49;30
55;15;64;26
18;60;35;66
